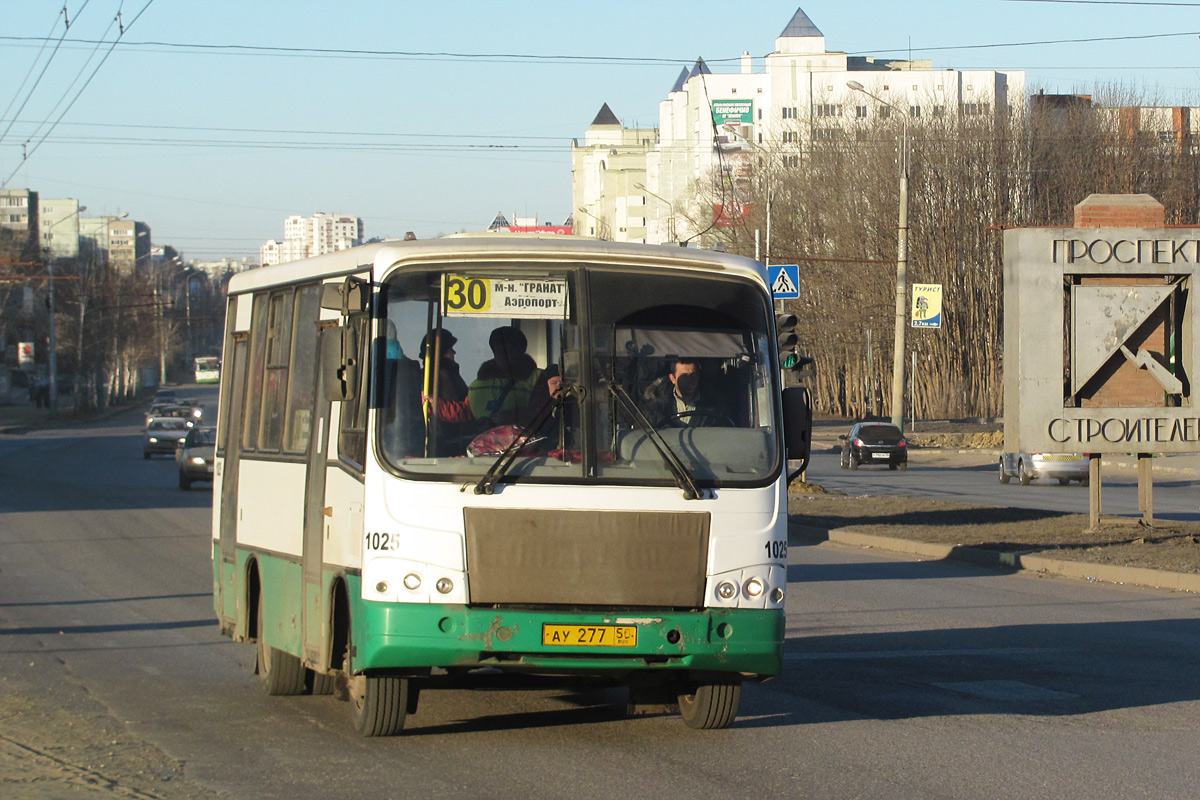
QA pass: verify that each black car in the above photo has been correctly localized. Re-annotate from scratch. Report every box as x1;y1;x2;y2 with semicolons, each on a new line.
839;422;908;471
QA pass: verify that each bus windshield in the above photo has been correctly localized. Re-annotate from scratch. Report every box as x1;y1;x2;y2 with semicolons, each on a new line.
376;263;780;488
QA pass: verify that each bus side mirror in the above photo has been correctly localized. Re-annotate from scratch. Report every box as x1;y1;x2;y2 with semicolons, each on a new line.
320;277;369;314
782;386;812;468
320;326;359;401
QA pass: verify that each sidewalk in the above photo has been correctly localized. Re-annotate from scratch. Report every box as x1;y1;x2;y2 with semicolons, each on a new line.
788;521;1200;594
0;392;145;435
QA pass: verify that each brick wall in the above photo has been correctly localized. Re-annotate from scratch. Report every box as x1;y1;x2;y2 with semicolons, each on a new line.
1073;193;1165;228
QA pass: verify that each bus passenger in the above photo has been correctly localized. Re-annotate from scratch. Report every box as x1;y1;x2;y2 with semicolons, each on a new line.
420;329;471;424
468;326;540;425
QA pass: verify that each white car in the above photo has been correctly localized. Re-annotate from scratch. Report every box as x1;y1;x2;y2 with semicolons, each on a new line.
999;452;1090;486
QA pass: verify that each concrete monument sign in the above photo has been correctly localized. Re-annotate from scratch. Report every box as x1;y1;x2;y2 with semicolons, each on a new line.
1004;197;1197;455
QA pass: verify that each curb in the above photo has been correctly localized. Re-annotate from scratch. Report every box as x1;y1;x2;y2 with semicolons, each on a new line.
788;523;1200;594
0;400;146;436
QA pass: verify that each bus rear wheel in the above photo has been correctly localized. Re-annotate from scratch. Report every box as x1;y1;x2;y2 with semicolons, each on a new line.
256;593;307;696
678;681;741;730
349;672;409;736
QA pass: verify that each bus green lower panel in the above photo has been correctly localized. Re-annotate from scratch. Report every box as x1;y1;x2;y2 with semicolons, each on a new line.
353;591;783;678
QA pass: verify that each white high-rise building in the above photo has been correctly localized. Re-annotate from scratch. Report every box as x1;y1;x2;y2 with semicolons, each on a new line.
38;198;81;259
576;7;1025;244
261;212;364;266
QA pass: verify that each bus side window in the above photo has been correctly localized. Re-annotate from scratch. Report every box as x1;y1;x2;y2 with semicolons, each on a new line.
381;348;424;459
338;315;370;469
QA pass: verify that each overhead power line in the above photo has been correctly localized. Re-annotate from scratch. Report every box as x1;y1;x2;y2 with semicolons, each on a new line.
998;1;1200;6
2;0;155;190
3;27;1200;66
857;29;1200;57
0;2;87;149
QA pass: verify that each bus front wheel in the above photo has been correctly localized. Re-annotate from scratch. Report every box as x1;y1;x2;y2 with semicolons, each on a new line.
678;681;741;730
349;672;409;736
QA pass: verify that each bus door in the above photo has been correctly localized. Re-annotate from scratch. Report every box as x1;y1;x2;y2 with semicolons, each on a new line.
301;322;337;668
217;334;249;631
302;277;367;669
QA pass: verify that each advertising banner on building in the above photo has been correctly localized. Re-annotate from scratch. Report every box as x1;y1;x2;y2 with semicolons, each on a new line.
911;284;943;328
712;100;753;125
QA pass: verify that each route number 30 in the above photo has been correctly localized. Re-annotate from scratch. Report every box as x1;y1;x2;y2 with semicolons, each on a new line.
444;277;490;313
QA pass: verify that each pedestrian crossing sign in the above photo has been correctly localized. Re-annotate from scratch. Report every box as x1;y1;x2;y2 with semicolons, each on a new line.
770;264;799;299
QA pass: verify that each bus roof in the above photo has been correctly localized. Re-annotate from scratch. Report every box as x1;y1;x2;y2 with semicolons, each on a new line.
228;237;767;296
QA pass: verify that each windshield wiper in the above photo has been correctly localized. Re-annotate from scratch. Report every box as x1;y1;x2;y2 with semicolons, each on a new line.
608;383;702;501
475;389;564;495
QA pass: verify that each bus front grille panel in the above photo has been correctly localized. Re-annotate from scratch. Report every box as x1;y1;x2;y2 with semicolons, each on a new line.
464;508;711;607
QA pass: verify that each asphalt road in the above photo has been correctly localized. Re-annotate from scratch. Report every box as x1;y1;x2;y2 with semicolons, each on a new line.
2;400;1200;798
807;443;1200;522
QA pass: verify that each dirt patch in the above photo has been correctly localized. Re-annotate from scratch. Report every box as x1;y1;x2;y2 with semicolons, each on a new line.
0;687;219;799
906;431;1004;449
788;489;1200;575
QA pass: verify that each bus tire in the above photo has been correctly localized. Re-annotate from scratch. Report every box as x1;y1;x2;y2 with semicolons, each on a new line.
308;670;336;696
256;594;307;696
678;681;741;730
350;673;408;736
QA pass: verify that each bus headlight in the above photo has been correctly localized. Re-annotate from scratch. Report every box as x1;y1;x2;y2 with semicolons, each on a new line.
403;573;421;590
716;581;737;600
435;578;454;594
743;578;765;599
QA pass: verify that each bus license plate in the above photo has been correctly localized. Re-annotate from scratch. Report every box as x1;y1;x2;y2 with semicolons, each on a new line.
542;624;637;647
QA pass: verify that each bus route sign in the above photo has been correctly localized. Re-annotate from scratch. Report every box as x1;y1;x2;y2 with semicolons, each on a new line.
442;275;569;319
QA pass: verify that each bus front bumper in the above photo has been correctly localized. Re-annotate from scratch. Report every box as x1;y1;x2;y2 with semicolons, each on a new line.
353;598;784;680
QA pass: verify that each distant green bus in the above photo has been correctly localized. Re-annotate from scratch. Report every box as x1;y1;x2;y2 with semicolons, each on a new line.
193;356;220;383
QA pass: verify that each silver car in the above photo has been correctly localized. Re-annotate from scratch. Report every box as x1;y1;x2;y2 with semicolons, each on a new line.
999;452;1090;486
144;418;191;459
177;426;217;489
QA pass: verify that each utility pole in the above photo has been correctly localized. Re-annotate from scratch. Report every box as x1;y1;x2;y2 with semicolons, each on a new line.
848;80;910;430
45;250;58;418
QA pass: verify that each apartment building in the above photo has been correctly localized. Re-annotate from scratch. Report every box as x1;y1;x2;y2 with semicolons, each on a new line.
108;219;152;273
38;198;82;259
571;104;658;241
577;7;1024;244
0;188;38;259
261;212;364;266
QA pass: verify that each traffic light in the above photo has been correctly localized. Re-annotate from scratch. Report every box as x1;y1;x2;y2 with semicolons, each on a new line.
775;312;813;376
776;313;798;353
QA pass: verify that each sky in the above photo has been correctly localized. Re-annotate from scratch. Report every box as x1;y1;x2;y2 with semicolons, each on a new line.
2;0;1199;262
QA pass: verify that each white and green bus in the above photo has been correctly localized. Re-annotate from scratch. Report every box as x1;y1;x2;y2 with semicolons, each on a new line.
212;236;811;735
194;356;221;384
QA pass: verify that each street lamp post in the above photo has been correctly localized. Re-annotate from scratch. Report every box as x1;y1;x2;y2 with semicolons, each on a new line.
41;204;91;418
633;182;679;244
848;80;909;431
575;207;610;240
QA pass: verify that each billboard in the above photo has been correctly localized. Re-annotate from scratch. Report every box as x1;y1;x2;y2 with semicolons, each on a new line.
911;284;943;328
712;100;753;125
